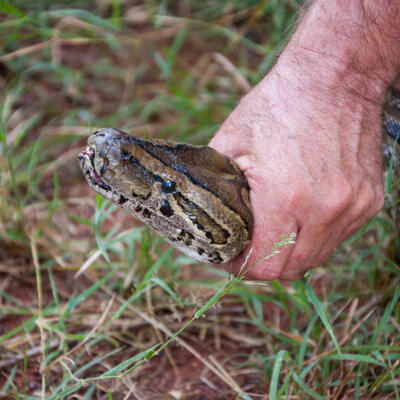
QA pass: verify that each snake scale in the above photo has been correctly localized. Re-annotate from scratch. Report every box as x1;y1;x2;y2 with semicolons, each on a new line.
79;88;400;263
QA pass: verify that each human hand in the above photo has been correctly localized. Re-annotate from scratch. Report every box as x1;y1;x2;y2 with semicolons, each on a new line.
210;65;384;280
209;0;400;280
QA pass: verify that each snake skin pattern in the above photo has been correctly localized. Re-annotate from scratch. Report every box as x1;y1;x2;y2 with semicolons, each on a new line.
383;87;400;256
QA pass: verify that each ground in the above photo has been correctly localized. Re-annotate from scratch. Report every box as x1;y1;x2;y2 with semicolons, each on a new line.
0;1;399;399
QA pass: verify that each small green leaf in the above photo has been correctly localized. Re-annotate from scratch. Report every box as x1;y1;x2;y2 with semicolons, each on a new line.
69;215;95;227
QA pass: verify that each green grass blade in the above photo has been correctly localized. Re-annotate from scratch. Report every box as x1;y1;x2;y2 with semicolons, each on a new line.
323;354;386;367
298;314;318;368
304;279;341;354
293;372;325;400
150;277;183;306
269;350;287;400
371;286;400;344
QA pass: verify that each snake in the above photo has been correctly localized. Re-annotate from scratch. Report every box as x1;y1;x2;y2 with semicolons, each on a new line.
79;88;400;263
383;87;400;246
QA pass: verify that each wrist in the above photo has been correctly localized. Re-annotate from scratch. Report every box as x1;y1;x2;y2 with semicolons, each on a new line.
274;0;400;106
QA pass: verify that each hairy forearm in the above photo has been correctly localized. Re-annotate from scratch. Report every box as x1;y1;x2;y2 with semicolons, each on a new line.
275;0;400;104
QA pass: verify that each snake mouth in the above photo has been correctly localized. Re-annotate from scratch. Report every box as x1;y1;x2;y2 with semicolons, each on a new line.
79;146;111;190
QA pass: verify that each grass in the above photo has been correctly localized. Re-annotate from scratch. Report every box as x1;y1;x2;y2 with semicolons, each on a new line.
0;1;399;399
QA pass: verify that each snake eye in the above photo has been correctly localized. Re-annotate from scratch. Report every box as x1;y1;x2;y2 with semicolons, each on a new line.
161;180;176;193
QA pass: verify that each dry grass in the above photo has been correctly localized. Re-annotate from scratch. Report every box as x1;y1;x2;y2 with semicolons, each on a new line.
0;1;399;399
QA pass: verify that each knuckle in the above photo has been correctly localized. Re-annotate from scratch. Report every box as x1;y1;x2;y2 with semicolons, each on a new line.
350;181;384;220
350;186;373;219
286;184;305;211
321;178;352;223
